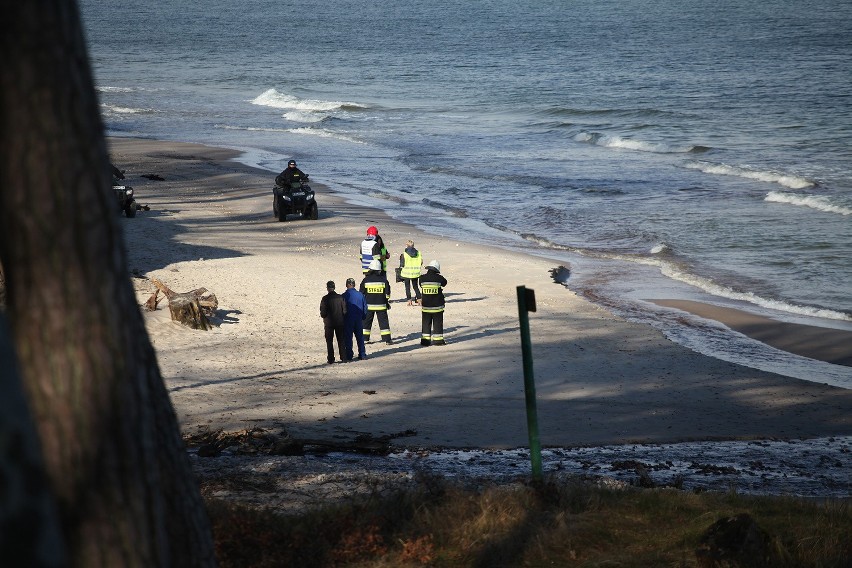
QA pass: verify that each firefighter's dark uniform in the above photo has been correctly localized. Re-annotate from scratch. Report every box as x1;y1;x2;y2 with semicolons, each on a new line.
360;269;393;344
419;266;447;346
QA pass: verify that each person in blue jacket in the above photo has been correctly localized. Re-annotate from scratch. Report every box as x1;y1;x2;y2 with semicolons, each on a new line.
342;277;368;360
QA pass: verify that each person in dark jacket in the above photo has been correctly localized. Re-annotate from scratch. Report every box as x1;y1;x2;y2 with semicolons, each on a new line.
342;277;368;361
419;260;448;346
276;159;308;187
360;259;393;344
375;233;390;274
320;280;347;364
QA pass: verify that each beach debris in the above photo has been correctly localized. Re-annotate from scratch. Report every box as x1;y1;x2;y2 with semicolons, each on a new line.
147;278;218;330
549;265;571;284
141;173;165;181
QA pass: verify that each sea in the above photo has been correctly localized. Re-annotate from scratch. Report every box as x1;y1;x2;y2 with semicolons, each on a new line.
79;0;852;387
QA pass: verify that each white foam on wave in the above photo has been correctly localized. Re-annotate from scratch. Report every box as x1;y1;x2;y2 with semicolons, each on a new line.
96;85;162;93
512;232;849;320
101;103;154;114
765;191;852;216
575;247;852;322
97;86;135;93
685;161;813;189
653;259;852;321
288;127;363;144
250;88;365;113
213;124;364;144
574;132;695;153
214;124;292;133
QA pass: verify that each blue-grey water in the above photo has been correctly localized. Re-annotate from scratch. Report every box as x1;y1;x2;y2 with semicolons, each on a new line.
80;0;852;385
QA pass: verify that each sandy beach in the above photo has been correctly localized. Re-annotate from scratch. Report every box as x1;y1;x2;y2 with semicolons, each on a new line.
111;137;852;451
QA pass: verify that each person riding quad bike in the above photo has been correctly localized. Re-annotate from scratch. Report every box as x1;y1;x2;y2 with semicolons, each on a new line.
275;160;307;187
272;159;318;221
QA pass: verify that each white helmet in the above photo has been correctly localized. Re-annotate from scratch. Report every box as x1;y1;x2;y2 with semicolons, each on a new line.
369;259;382;271
427;260;441;272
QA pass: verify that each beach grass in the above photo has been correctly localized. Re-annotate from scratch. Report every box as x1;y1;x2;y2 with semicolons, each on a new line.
205;475;851;567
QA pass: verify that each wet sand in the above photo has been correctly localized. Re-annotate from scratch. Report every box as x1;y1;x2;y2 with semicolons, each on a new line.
652;299;852;367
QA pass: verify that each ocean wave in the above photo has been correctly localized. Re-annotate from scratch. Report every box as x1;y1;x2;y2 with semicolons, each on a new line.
215;122;362;144
580;186;626;195
96;86;162;93
685;161;814;189
574;131;700;154
539;106;674;119
288;127;363;144
524;234;851;321
101;103;156;114
765;191;852;216
250;88;366;114
652;260;852;321
589;250;852;321
97;86;135;93
421;198;468;218
282;110;327;123
214;124;292;133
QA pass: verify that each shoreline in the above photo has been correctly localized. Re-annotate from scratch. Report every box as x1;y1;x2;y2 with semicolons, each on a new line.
226;143;852;381
110;136;852;450
652;299;852;367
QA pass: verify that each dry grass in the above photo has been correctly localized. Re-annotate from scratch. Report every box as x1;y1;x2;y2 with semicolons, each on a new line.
205;474;851;567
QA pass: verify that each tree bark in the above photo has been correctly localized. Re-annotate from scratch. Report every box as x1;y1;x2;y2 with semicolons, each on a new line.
0;2;216;566
0;313;65;567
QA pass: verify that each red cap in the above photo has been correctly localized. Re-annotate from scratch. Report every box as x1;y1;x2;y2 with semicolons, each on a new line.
367;226;378;236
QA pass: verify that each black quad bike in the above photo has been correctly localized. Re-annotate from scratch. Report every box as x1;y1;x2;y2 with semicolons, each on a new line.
115;183;137;217
112;166;137;217
272;179;318;221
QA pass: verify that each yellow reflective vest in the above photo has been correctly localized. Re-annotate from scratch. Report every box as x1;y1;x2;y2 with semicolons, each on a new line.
400;249;422;279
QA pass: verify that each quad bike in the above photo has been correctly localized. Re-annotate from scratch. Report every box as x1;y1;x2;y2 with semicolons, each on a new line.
115;184;137;217
272;179;318;221
112;166;137;217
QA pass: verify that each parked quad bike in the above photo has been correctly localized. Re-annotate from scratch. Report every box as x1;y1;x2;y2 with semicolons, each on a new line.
273;180;318;221
112;167;137;217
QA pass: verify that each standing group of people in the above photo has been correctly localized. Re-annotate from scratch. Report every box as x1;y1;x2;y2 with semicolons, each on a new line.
320;225;448;363
319;277;369;364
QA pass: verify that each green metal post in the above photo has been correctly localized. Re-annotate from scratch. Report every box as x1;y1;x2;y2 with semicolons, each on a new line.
517;285;542;483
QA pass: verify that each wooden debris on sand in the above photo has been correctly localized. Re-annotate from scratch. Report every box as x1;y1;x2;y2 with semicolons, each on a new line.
146;277;218;330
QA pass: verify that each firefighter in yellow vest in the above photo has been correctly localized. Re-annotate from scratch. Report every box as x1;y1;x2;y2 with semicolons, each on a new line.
359;259;393;344
419;260;447;346
398;239;423;305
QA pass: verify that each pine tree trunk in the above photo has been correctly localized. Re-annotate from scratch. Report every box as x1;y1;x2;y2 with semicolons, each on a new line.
0;2;216;566
0;313;65;567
